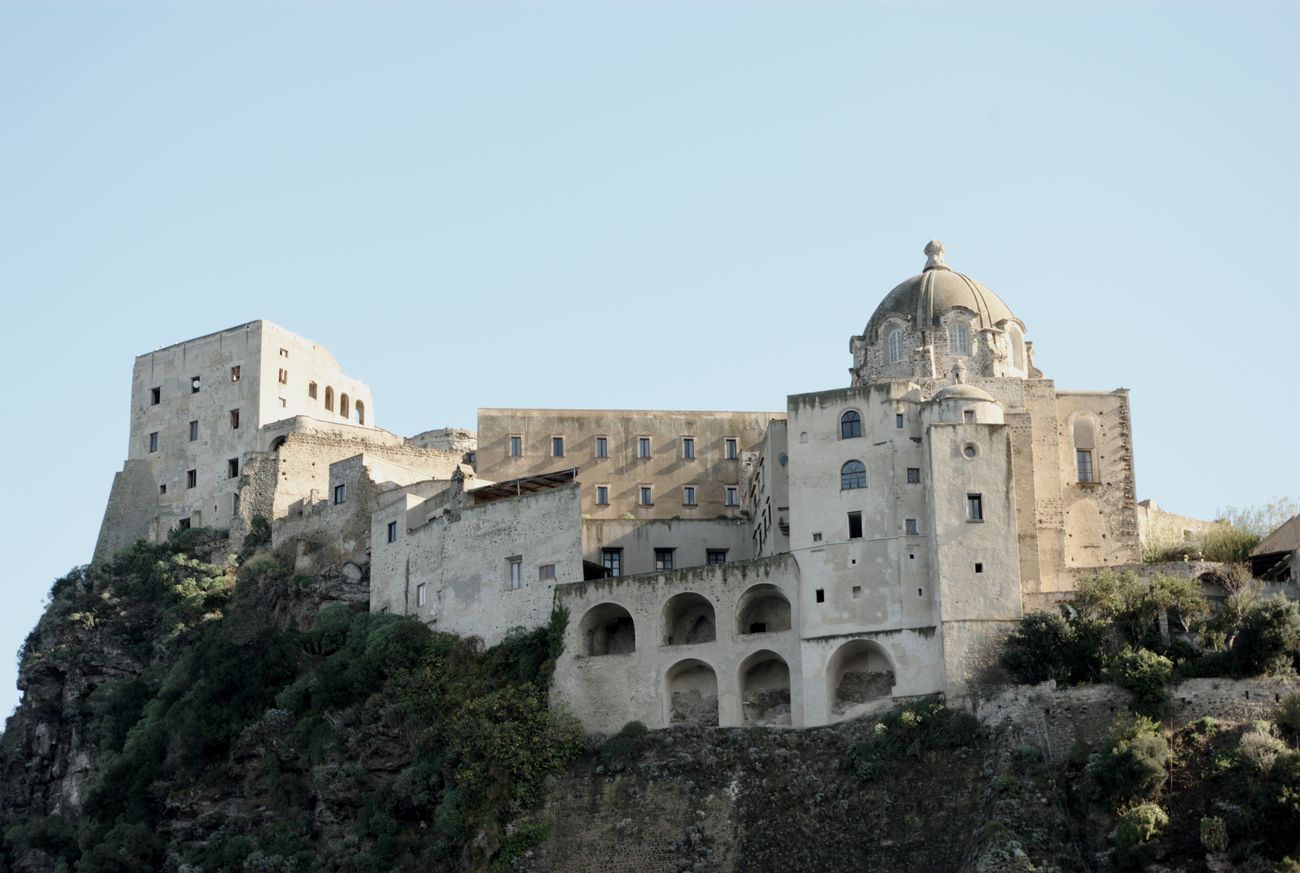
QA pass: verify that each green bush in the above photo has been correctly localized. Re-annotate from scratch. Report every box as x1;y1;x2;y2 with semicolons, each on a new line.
1106;649;1174;717
1091;717;1170;803
1234;596;1300;676
1276;694;1300;746
599;720;649;771
1201;524;1262;564
851;701;983;782
1200;815;1229;853
1111;802;1168;869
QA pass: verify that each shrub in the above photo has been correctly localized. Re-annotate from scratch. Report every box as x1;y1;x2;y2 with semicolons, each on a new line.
1234;596;1300;676
598;720;649;771
1001;612;1074;684
1200;815;1229;853
1201;523;1262;564
1277;694;1300;746
1091;717;1170;803
1111;802;1168;869
851;701;983;782
1239;723;1289;773
1106;649;1173;717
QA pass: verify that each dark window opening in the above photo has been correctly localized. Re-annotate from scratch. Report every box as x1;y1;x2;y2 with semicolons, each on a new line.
386;521;398;543
848;511;863;539
333;483;346;504
840;410;862;439
895;413;904;429
749;622;767;634
150;386;161;405
967;493;984;522
230;365;241;382
177;517;191;530
706;549;728;565
189;420;199;441
227;458;239;479
191;376;201;394
230;409;240;430
975;563;984;573
655;548;675;571
815;588;826;603
602;548;622;577
186;469;197;489
907;467;920;484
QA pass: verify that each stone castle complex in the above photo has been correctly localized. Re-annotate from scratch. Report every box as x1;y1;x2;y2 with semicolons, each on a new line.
96;241;1146;732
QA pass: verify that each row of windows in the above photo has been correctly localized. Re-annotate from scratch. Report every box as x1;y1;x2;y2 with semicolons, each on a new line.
884;323;1026;367
825;495;984;542
838;409;907;440
838;462;923;490
157;458;242;496
600;547;728;577
148;410;243;452
511;434;739;460
593;484;740;508
146;363;366;426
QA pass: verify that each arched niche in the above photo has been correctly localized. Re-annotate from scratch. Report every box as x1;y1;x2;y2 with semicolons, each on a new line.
739;650;791;726
355;400;366;425
324;386;335;412
827;639;895;716
736;584;791;635
666;659;718;726
340;393;350;419
578;603;636;656
661;593;716;646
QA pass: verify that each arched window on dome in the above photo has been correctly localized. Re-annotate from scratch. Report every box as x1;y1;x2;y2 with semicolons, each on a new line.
888;329;905;364
840;410;862;440
841;460;866;490
948;321;970;357
1008;324;1025;370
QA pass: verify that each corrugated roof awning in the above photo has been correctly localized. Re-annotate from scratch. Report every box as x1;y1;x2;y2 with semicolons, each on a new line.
469;468;579;505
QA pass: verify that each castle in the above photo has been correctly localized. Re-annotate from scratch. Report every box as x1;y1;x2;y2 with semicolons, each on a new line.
96;241;1141;732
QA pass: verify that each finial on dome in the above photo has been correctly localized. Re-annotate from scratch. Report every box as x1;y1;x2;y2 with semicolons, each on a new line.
923;239;947;271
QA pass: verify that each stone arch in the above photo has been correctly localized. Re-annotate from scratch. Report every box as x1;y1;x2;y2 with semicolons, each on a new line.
839;409;862;440
324;386;335;412
666;659;718;726
355;400;366;425
739;650;791;726
736;584;791;635
340;393;350;419
828;639;895;716
1007;323;1025;370
269;435;288;453
661;593;716;646
578;603;636;656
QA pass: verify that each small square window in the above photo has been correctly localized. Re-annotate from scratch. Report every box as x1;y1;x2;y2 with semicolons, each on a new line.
186;469;197;489
975;562;984;573
386;520;398;543
706;549;727;565
159;483;167;495
654;548;674;571
963;409;975;423
906;467;920;484
595;485;609;505
538;563;556;582
682;437;695;459
189;420;199;441
812;532;822;542
148;431;159;453
230;409;241;430
416;583;427;607
509;558;522;589
848;511;863;539
725;486;738;507
683;485;697;506
177;517;191;530
278;368;288;385
638;436;652;458
905;518;919;536
279;347;289;358
595;436;608;459
191;376;201;394
227;458;239;479
852;585;862;600
967;493;984;522
724;437;738;459
552;435;565;457
230;365;241;382
333;483;346;504
815;588;825;603
509;435;523;457
150;386;161;405
639;485;653;506
895;413;904;429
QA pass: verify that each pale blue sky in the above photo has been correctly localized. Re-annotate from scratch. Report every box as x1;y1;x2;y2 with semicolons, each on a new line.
1;2;1297;720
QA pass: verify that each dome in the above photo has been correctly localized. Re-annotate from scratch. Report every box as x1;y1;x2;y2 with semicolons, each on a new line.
931;384;996;403
865;241;1020;341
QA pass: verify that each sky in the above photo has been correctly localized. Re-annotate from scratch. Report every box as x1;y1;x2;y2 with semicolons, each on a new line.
0;1;1296;721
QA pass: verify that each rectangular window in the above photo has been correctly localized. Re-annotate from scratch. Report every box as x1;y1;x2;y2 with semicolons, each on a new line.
230;365;241;382
602;548;622;577
148;431;159;453
333;483;346;504
655;548;675;571
230;409;240;430
186;469;197;489
386;520;398;543
725;486;738;507
975;562;984;574
509;435;523;457
812;532;822;542
1077;449;1095;484
279;397;287;408
852;585;863;600
967;493;984;522
682;485;697;506
963;409;975;423
905;518;919;536
638;436;651;458
815;588;825;603
706;549;728;565
416;583;427;607
189;420;199;441
848;511;863;539
595;484;609;505
639;485;653;506
907;467;921;484
724;437;738;459
595;436;608;458
159;483;167;495
509;558;522;590
538;563;556;582
191;376;201;394
895;413;904;429
278;368;288;385
552;435;565;457
177;517;191;531
228;458;239;479
150;386;161;405
682;437;695;459
308;382;318;399
279;347;289;358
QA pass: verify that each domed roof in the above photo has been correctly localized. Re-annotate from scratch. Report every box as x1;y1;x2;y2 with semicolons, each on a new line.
931;384;996;403
865;241;1020;341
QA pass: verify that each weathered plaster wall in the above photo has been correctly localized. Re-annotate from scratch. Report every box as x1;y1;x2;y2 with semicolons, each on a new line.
581;518;751;577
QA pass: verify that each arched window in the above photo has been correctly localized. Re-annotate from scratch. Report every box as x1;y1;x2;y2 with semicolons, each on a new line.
1008;324;1025;370
355;400;365;425
340;393;350;419
840;410;862;439
888;329;905;364
841;460;866;490
948;321;970;356
324;386;334;412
